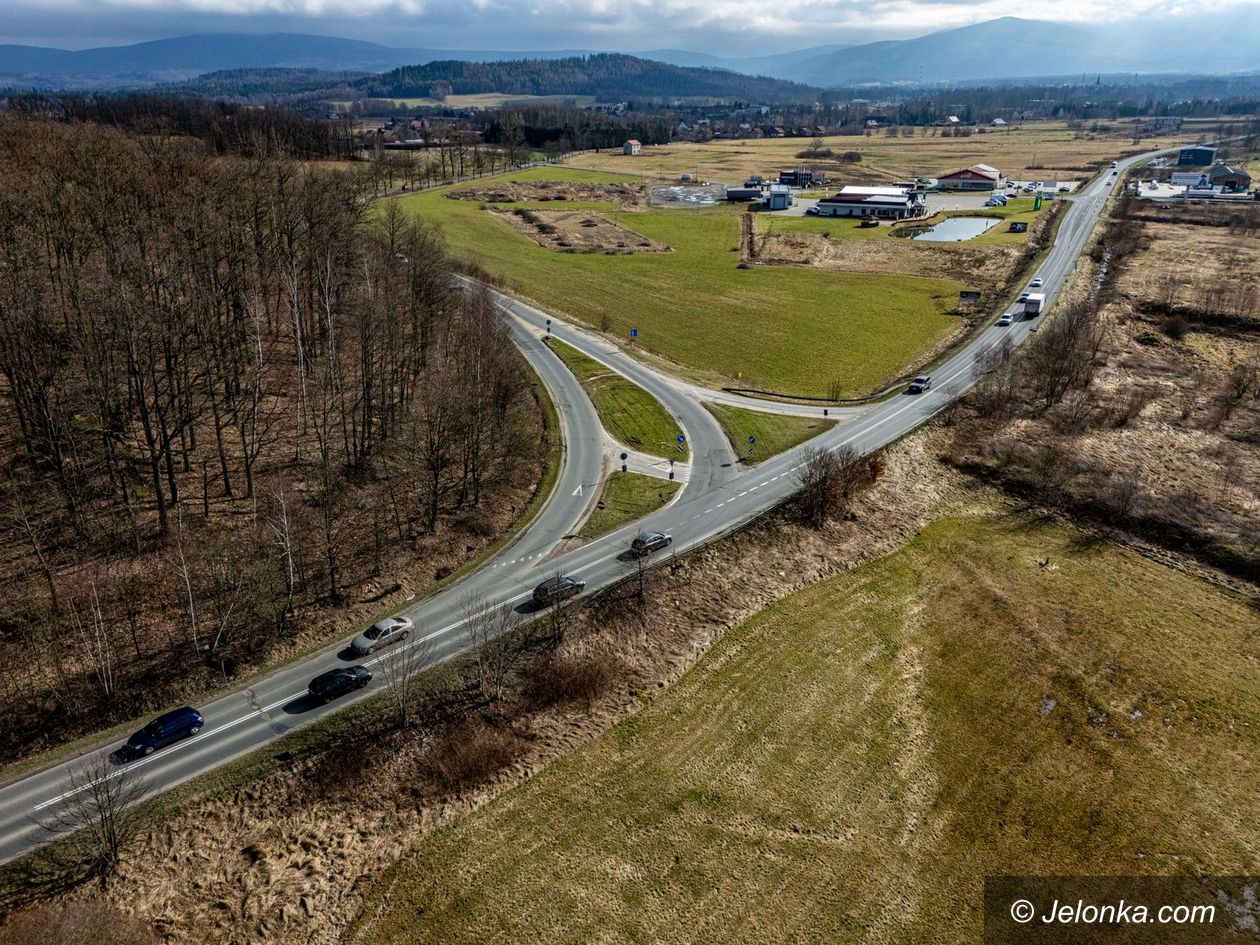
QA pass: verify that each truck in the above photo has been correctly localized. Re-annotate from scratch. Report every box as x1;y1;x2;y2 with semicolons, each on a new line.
1024;292;1047;315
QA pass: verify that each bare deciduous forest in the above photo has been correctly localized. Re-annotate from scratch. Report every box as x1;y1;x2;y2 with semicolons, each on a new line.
0;117;549;764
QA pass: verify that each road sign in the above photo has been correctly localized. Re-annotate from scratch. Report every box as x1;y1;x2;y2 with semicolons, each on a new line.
630;327;638;339
748;435;756;445
677;434;686;444
597;501;605;510
545;318;552;334
620;452;628;461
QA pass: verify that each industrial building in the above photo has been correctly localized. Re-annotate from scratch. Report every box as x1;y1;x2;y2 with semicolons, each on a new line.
936;163;1001;191
1177;145;1217;166
814;185;927;220
763;183;793;211
778;168;825;188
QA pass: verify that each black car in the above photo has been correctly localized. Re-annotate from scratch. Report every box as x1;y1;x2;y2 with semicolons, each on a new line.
907;375;932;394
631;531;673;557
126;706;203;757
308;666;372;703
533;575;587;607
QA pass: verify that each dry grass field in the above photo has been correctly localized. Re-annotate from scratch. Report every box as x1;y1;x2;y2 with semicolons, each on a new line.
566;119;1216;185
356;511;1260;945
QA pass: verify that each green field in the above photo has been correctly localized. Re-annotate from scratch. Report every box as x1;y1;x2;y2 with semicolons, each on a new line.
356;512;1260;945
395;167;963;397
704;402;836;462
545;338;687;460
580;472;681;540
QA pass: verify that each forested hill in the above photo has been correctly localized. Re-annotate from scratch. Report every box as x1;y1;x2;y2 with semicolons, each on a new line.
356;53;817;103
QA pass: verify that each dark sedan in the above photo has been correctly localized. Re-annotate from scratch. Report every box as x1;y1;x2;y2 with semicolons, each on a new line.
631;531;673;557
532;575;586;607
308;666;373;702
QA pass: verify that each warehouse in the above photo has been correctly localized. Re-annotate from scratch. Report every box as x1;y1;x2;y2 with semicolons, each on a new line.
1177;145;1216;166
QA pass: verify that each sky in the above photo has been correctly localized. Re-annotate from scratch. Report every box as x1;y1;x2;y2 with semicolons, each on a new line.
1;0;1257;55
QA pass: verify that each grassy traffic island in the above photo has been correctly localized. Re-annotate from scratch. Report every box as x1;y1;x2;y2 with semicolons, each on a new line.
705;402;836;463
356;512;1260;945
579;472;681;541
545;337;688;461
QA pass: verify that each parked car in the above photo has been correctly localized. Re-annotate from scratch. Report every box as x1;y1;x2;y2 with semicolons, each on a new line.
997;313;1014;326
1029;277;1044;288
1058;185;1070;193
631;531;673;557
126;706;203;757
533;575;587;606
308;666;372;702
350;615;413;656
805;206;820;216
907;375;932;394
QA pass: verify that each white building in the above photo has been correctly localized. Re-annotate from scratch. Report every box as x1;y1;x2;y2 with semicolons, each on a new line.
814;185;926;220
623;139;642;156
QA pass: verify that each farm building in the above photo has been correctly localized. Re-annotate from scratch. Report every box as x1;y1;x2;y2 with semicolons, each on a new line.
1208;164;1252;192
763;183;793;211
937;163;1001;191
623;139;642;156
814;185;927;220
778;168;825;187
1177;145;1216;166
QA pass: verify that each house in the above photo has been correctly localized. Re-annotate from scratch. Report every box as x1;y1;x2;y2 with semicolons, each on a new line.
1208;164;1252;193
763;183;793;211
937;163;1001;191
814;185;927;220
623;139;642;156
1177;145;1217;166
990;118;1007;127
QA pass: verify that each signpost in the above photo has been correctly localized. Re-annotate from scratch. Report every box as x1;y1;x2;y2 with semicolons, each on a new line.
545;318;552;334
676;433;686;454
630;327;638;339
620;451;628;473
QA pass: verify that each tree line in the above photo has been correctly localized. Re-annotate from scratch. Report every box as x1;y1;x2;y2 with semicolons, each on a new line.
0;116;543;761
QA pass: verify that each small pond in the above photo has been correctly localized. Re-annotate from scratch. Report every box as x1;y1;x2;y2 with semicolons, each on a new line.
898;216;1001;242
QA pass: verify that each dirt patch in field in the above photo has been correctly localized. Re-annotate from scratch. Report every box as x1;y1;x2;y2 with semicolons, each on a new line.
496;208;670;254
447;180;645;208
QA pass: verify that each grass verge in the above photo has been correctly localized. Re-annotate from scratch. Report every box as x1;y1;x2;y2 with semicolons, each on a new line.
579;472;681;541
544;337;688;461
705;402;836;463
356;511;1260;945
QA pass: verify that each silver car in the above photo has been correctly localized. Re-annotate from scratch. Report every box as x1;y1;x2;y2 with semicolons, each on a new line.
350;616;414;656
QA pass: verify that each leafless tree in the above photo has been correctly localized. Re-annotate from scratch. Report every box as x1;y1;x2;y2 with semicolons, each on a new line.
40;751;148;889
376;627;433;729
794;445;883;528
460;591;520;702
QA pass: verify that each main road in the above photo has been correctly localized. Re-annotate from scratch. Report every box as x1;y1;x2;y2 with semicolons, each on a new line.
0;147;1148;865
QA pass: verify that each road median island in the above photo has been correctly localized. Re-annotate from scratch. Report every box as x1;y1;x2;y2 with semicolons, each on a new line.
579;472;682;540
704;402;837;463
544;337;689;461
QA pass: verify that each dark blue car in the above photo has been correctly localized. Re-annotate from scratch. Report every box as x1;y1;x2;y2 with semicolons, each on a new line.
126;706;203;757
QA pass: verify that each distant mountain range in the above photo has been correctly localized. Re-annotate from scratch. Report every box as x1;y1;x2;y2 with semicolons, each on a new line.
2;17;1258;92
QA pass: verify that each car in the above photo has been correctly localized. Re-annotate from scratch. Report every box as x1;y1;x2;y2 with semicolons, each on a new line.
1110;160;1119;168
533;575;586;607
126;706;203;757
631;531;673;557
805;206;820;216
1058;185;1070;193
1029;278;1043;288
1018;291;1031;302
997;313;1014;326
308;666;372;702
350;615;413;656
907;375;932;394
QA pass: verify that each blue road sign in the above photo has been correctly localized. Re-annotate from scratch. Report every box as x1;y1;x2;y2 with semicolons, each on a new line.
676;434;686;444
630;327;638;338
748;435;756;444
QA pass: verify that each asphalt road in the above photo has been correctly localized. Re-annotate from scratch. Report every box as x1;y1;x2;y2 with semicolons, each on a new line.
0;147;1154;866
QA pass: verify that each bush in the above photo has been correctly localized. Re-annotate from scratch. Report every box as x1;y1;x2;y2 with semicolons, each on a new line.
422;718;526;792
525;649;619;712
1161;314;1189;340
0;901;158;945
